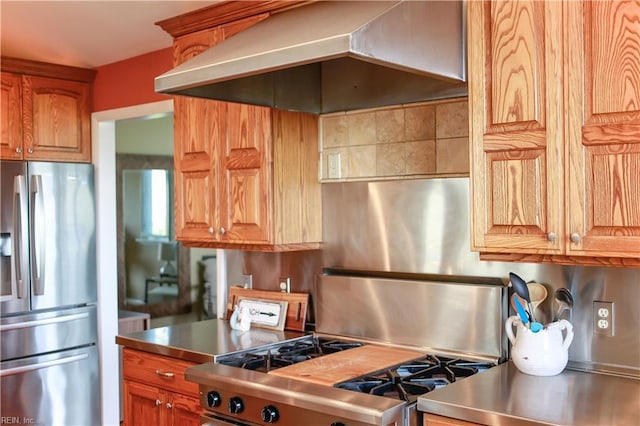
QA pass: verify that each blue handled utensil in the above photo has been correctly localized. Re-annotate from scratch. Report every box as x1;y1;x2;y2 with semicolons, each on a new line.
514;294;543;333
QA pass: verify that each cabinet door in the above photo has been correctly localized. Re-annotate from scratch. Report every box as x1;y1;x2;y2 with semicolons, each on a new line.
172;15;273;244
565;0;640;257
173;28;223;242
22;75;91;162
123;380;162;426
219;103;272;244
167;392;202;426
1;72;23;160
468;0;564;253
424;413;481;426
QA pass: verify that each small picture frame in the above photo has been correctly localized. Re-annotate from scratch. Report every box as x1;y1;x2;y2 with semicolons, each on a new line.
237;298;288;330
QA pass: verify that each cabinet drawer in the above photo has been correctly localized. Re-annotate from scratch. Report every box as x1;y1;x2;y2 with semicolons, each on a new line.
122;348;199;396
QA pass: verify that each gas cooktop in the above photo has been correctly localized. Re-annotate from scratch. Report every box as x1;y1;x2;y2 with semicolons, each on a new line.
216;336;493;402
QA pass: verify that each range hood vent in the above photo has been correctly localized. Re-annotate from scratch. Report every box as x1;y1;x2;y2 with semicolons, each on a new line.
155;1;467;114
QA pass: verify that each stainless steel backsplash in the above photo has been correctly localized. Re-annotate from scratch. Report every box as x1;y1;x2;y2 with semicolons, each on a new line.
321;178;640;377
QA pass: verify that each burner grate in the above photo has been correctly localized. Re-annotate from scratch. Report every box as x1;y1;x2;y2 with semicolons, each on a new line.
335;354;494;402
217;337;365;372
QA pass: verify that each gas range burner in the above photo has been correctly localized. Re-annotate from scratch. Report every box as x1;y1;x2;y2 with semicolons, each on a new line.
335;354;494;402
217;337;364;372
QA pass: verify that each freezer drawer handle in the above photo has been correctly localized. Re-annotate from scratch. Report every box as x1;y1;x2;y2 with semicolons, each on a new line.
0;312;90;332
0;353;88;377
155;370;175;378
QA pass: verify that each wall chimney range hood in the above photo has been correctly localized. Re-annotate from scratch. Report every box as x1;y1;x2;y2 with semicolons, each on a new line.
155;1;467;114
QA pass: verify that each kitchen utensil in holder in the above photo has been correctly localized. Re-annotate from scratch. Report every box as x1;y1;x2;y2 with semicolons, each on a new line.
506;316;574;376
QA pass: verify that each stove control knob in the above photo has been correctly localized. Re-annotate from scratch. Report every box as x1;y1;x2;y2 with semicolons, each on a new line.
206;391;221;408
261;405;279;423
228;396;244;414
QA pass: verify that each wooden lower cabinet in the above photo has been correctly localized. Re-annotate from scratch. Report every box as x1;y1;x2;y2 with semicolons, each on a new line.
122;348;202;426
424;413;482;426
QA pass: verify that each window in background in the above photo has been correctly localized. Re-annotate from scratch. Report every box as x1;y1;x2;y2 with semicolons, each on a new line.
140;169;172;241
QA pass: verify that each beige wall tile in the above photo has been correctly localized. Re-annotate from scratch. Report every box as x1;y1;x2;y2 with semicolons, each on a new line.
375;109;405;143
347;112;376;146
436;100;469;139
320;98;471;180
321;115;348;148
405;140;436;175
348;145;376;178
436;137;470;174
405;105;435;141
376;142;405;176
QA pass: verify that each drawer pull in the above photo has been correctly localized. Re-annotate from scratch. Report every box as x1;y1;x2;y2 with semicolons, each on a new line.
166;403;172;409
155;399;162;406
155;369;175;378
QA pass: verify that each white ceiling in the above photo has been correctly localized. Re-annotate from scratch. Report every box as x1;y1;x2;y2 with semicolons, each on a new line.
1;1;218;69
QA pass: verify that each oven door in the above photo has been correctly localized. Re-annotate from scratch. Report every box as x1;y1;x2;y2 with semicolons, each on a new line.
201;412;255;426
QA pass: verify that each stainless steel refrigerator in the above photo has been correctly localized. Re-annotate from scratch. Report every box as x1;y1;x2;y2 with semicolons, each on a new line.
1;161;100;425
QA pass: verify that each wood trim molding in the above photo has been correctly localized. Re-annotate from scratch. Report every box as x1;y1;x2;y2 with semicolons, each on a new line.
479;252;640;268
180;239;321;252
1;56;96;82
155;0;312;38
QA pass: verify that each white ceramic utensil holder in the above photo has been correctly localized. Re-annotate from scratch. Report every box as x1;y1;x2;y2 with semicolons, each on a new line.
506;315;574;376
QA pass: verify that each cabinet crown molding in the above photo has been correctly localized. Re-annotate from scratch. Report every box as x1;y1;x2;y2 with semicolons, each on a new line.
1;56;96;83
155;0;311;38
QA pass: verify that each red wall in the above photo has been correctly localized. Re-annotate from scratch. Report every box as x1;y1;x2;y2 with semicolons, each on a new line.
92;47;173;112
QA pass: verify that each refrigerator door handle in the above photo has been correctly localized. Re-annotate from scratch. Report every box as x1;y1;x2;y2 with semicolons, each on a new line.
30;174;45;295
0;312;90;332
12;175;28;300
0;353;88;377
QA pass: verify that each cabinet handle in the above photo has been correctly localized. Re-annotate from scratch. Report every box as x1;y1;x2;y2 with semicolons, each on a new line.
27;147;34;154
155;399;162;406
155;369;175;378
219;227;226;235
570;233;581;244
166;403;172;409
208;227;215;234
16;147;22;154
547;232;556;242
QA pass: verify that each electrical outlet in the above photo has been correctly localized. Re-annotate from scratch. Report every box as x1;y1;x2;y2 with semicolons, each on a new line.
327;153;341;179
593;301;614;337
242;274;253;289
279;277;291;293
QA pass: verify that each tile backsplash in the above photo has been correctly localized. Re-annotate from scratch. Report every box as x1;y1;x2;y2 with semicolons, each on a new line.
320;98;469;181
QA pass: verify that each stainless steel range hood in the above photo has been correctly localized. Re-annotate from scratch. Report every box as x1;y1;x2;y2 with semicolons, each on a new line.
155;1;467;114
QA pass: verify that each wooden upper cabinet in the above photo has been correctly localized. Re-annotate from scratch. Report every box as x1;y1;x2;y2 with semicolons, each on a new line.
173;27;223;242
1;72;23;159
565;0;640;258
219;103;273;244
168;8;321;251
468;0;640;265
0;58;95;163
469;0;563;254
22;75;91;162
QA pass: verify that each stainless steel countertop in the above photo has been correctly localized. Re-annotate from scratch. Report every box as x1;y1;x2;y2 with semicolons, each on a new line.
115;318;306;364
418;361;640;425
